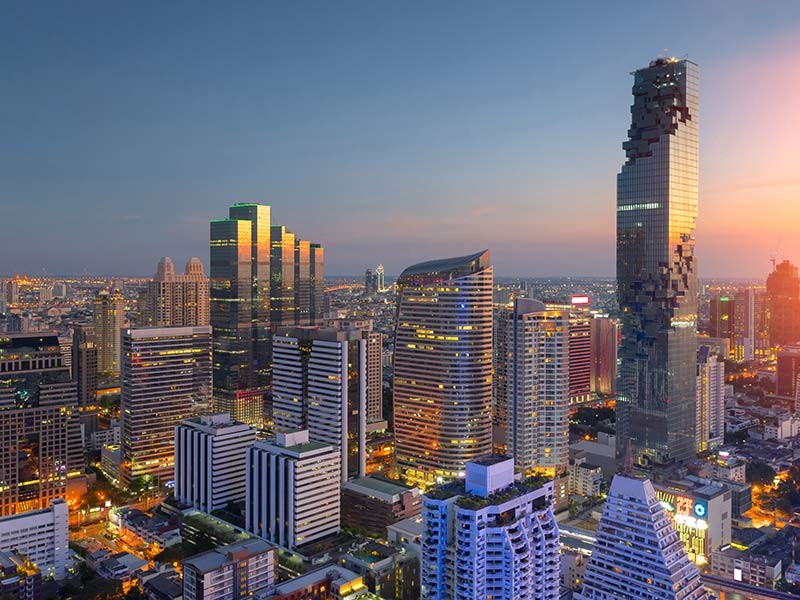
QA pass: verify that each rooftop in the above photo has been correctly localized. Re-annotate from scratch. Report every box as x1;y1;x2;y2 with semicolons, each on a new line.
425;473;551;510
398;249;490;282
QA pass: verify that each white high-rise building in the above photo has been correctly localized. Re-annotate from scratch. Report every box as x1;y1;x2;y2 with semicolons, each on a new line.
174;413;256;513
182;539;276;600
577;475;709;600
272;325;380;481
421;456;560;600
0;499;69;579
696;346;725;452
494;298;570;476
245;430;340;549
120;326;212;486
376;264;385;292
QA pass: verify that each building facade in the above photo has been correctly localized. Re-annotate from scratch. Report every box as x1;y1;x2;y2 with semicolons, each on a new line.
142;257;210;327
120;326;212;486
589;317;617;397
71;323;98;409
577;476;709;600
767;259;800;348
393;250;493;485
94;290;125;375
616;58;700;466
696;346;725;452
0;335;83;516
421;456;560;600
174;413;256;513
245;430;340;549
493;298;570;476
0;499;69;580
182;539;276;600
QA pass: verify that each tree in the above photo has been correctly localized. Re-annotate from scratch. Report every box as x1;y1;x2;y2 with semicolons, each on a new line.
746;461;776;486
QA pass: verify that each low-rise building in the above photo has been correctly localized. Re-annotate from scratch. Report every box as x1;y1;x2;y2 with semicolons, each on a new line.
340;542;419;600
568;454;604;498
0;550;42;600
111;508;180;552
96;552;148;582
386;517;422;556
100;444;122;486
0;499;70;579
341;478;421;537
711;546;782;589
182;539;276;600
261;565;373;600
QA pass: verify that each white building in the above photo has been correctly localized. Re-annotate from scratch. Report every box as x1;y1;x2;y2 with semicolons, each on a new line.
245;430;340;549
696;346;725;452
0;499;70;579
421;456;560;600
182;539;276;600
272;326;381;481
494;298;570;477
577;476;709;599
568;454;604;498
175;413;256;513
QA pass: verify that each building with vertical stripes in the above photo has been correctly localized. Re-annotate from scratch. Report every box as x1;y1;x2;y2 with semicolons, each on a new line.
120;326;212;487
245;430;340;550
182;539;276;600
174;413;256;513
393;250;493;486
94;289;124;375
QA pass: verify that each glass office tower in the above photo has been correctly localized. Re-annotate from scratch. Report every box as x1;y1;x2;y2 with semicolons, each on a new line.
393;250;493;485
616;58;700;466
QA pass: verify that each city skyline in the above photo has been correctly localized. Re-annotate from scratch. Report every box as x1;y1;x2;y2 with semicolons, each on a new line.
3;3;800;278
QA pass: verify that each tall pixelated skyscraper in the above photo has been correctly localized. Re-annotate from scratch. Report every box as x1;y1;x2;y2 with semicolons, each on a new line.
393;250;493;485
616;58;700;466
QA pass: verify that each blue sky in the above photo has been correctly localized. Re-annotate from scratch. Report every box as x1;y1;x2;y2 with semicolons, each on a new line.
2;1;800;277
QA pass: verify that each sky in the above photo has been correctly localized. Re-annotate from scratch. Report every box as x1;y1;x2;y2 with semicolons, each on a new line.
2;1;800;278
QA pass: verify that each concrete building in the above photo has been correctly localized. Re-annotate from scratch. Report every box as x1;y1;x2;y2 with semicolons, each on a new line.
0;550;42;600
93;290;124;375
143;257;210;327
696;346;725;452
711;546;782;589
421;456;560;600
568;454;604;498
120;326;212;486
245;430;340;550
652;477;732;567
341;477;421;538
264;565;369;599
0;499;69;579
0;334;83;516
590;317;617;397
340;541;419;600
393;251;493;486
777;345;800;398
174;413;256;513
71;323;98;409
493;298;570;477
577;476;709;599
272;325;381;481
182;539;276;600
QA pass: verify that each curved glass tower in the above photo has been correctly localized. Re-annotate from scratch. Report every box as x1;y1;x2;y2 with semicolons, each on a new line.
393;250;493;485
616;58;699;466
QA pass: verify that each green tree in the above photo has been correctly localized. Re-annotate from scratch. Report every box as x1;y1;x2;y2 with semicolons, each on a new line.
746;461;777;486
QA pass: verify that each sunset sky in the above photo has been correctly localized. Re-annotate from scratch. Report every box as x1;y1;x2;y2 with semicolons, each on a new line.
2;1;800;277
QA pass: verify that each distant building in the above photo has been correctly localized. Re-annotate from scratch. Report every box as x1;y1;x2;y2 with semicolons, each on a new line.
174;413;256;513
393;250;493;486
493;298;570;476
0;499;69;579
733;287;769;361
245;430;340;549
71;323;98;409
182;539;276;600
421;456;560;600
341;477;421;538
709;295;734;343
696;346;725;452
142;257;210;327
767;260;800;348
568;454;604;498
577;476;709;599
364;268;378;295
120;326;212;486
776;345;800;398
376;264;385;292
94;290;125;375
590;317;617;397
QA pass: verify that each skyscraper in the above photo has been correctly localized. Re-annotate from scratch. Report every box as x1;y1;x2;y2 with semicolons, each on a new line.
270;225;297;327
0;335;83;516
376;264;385;292
272;324;381;481
393;250;493;486
210;204;271;428
421;456;560;600
616;58;700;466
142;257;210;327
364;268;378;295
590;317;617;397
696;345;724;452
493;298;570;476
71;323;98;409
93;289;125;376
120;326;212;486
767;259;800;348
577;475;709;600
309;243;325;322
708;294;734;343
